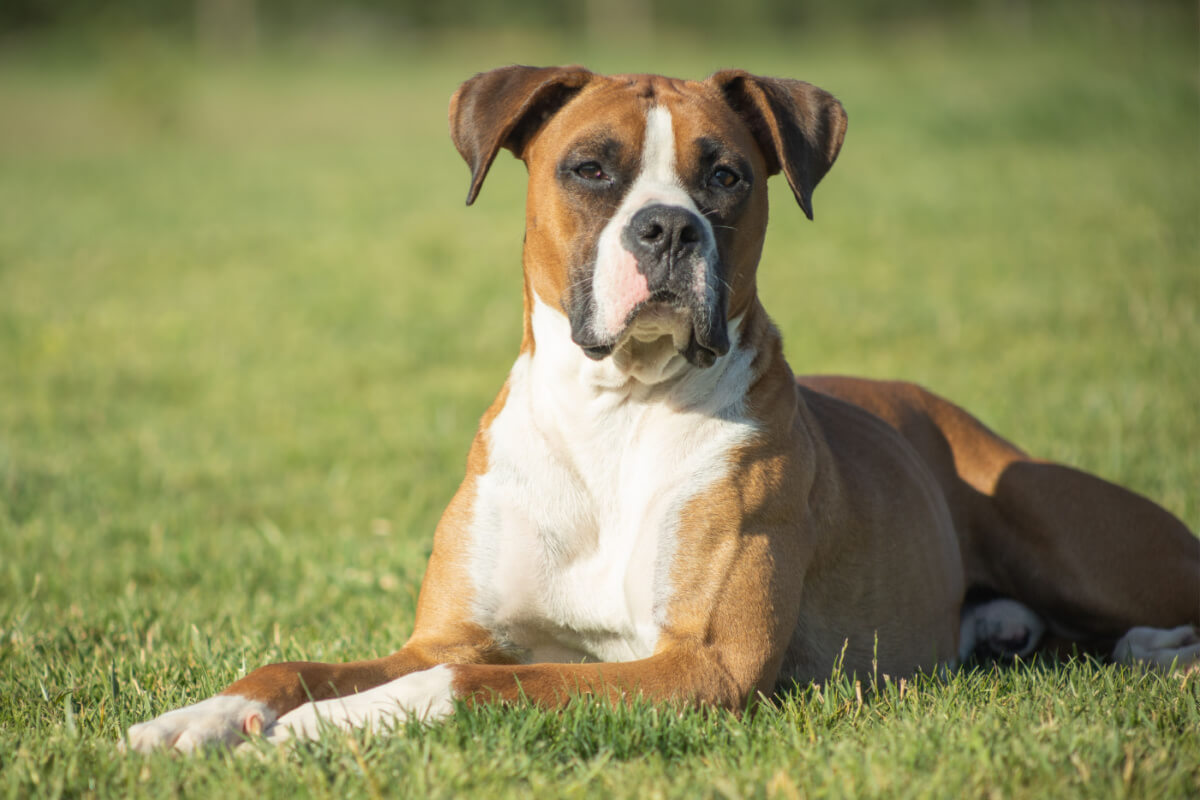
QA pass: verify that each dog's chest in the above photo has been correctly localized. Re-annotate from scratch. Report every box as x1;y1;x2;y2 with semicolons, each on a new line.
466;328;756;664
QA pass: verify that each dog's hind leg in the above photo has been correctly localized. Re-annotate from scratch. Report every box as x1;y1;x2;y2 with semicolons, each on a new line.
967;459;1199;650
958;597;1045;663
798;376;1200;666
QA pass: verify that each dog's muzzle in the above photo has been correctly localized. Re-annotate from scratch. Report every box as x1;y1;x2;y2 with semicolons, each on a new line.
572;204;730;368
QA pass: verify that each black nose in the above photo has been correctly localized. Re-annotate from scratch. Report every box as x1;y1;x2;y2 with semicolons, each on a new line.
621;204;705;288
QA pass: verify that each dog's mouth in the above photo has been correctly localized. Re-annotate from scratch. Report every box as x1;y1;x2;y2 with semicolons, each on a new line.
576;290;730;369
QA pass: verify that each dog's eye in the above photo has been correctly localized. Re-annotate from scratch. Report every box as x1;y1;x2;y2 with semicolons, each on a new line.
711;167;740;189
575;162;609;181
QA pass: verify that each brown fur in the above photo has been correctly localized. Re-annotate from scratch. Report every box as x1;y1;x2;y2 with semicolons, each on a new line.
214;67;1198;724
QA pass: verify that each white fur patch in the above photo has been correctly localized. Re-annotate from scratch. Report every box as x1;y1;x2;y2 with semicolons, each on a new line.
466;298;757;665
958;598;1045;662
265;665;456;742
1113;625;1200;670
591;105;718;341
124;694;274;753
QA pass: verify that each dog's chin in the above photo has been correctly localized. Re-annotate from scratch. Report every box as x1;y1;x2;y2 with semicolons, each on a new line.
578;302;729;370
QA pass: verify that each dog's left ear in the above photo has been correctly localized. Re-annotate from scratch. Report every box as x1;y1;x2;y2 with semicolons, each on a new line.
706;70;847;220
450;65;595;205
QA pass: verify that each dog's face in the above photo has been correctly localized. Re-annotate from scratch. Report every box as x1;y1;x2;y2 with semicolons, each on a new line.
450;67;847;368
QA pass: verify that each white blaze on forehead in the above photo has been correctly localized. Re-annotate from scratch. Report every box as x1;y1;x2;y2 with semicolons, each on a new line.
590;105;716;343
640;105;680;191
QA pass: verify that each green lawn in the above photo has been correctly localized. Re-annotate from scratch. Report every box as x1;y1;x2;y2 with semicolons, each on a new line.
2;13;1198;799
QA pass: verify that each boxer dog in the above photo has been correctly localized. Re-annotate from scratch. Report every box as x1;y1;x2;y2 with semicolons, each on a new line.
125;66;1200;753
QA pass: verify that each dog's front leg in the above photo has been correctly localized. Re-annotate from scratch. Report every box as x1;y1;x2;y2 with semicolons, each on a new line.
267;515;811;743
264;643;763;744
124;476;508;754
122;643;457;753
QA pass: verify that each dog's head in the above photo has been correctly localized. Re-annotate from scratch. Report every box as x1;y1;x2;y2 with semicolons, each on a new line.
450;66;846;369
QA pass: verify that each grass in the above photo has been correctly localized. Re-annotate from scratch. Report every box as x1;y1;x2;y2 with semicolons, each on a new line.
1;10;1198;799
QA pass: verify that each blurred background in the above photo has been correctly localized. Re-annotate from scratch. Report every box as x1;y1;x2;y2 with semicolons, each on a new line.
1;1;1197;627
10;0;1179;43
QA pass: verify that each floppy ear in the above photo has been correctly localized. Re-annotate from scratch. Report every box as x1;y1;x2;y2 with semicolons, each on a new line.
449;65;595;205
706;70;847;220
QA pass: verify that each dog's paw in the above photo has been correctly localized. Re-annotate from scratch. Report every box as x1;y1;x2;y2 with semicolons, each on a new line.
264;665;456;744
123;694;275;754
959;598;1045;663
1113;625;1200;671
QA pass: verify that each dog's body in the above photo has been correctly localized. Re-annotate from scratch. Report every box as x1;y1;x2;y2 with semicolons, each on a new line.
126;67;1200;753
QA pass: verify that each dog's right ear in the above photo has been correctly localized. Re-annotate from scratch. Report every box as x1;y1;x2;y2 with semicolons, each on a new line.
449;65;594;206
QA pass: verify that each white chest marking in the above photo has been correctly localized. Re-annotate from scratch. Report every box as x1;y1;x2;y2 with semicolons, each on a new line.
467;299;757;664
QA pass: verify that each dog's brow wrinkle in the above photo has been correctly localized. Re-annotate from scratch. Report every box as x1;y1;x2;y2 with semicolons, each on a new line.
694;137;725;160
